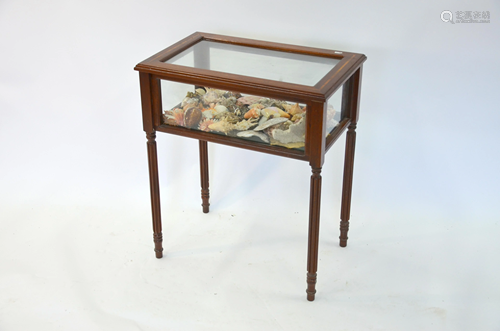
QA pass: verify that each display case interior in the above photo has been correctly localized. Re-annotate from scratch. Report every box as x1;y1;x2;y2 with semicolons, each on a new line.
160;80;343;151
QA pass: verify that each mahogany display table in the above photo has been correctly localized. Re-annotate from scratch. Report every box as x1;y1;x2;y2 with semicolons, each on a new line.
135;32;366;301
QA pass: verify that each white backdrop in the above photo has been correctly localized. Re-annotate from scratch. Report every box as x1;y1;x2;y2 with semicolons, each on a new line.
1;0;499;330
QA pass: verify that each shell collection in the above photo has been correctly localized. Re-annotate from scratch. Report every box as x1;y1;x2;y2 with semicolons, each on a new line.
163;87;339;149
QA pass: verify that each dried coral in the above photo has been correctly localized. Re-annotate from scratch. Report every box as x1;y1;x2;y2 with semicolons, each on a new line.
208;119;235;134
233;118;258;131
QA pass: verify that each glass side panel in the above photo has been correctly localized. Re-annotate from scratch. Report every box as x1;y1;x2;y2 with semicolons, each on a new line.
325;87;343;140
165;40;340;86
161;80;307;151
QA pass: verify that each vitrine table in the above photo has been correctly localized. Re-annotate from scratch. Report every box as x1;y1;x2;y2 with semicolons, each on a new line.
135;32;366;301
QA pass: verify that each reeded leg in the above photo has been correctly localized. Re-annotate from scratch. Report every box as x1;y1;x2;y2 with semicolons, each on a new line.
339;124;357;247
146;131;163;258
199;140;210;213
306;167;322;301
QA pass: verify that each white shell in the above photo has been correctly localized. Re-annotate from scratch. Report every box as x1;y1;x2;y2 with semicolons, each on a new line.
237;130;270;143
253;117;288;131
181;97;198;107
203;91;219;104
258;115;268;126
213;105;228;113
261;107;282;118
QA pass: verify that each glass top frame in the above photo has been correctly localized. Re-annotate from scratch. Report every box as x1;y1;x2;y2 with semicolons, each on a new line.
135;32;367;104
165;40;341;87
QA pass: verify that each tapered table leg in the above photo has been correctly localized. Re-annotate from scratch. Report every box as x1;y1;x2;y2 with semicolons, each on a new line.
339;124;357;247
199;140;210;213
146;131;163;258
306;167;322;301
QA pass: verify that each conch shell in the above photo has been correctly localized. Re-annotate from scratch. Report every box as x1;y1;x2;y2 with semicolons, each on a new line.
261;107;290;119
288;103;304;116
244;108;260;119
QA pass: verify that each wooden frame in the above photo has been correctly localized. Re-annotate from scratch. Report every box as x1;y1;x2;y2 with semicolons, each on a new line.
135;32;366;301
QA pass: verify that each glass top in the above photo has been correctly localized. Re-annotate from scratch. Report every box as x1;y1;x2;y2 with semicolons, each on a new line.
165;40;340;87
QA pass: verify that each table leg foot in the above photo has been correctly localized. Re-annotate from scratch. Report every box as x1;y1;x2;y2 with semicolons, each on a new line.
199;140;210;213
339;221;349;247
306;272;317;301
153;232;163;258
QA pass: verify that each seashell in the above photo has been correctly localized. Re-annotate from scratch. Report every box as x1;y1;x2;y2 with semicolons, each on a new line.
218;96;237;108
203;90;219;104
282;104;291;112
184;107;202;129
208;119;234;134
195;88;206;95
278;109;290;118
237;130;270;143
257;115;268;126
261;107;290;119
202;108;215;119
248;103;265;110
237;95;263;106
198;119;214;132
164;115;178;126
224;91;242;99
261;107;279;118
183;102;201;111
288;103;304;116
214;105;228;113
291;113;303;123
182;97;199;108
244;108;260;119
215;111;239;124
164;108;185;126
202;104;228;119
253;117;288;131
270;117;305;144
212;88;227;97
233;118;258;131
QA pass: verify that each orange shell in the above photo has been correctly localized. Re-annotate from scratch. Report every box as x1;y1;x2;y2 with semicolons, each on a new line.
244;108;260;119
278;109;290;118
